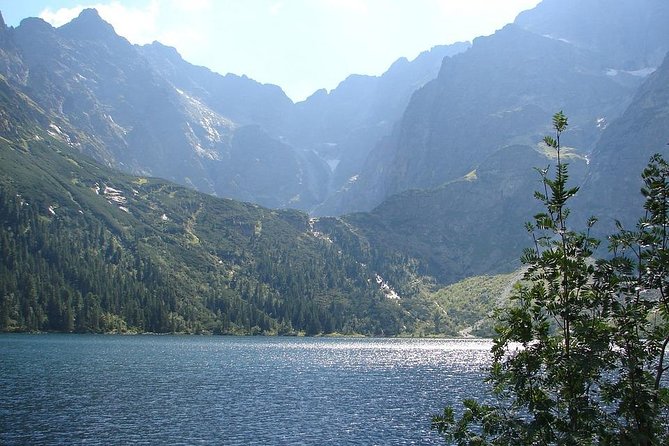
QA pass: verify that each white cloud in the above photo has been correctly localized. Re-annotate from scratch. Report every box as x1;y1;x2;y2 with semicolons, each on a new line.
433;0;540;21
39;1;161;44
39;6;85;27
170;0;212;13
269;2;284;16
157;27;206;54
322;0;368;15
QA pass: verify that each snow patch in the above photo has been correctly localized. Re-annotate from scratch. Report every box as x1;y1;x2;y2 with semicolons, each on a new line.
541;34;572;44
375;274;400;300
596;117;608;130
98;184;130;212
606;67;656;78
105;114;127;135
47;123;76;146
326;159;340;171
308;218;333;243
49;124;64;134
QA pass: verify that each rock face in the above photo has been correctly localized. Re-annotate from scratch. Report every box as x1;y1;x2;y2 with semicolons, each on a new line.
0;9;324;209
284;42;470;215
0;8;467;213
319;0;669;284
138;41;293;136
341;144;588;284
515;0;669;70
577;50;669;233
330;0;669;215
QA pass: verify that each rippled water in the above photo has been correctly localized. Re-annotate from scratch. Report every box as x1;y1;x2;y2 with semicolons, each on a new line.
0;335;492;445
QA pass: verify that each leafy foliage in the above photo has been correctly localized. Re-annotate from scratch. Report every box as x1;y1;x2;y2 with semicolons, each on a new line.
432;112;669;444
406;274;517;337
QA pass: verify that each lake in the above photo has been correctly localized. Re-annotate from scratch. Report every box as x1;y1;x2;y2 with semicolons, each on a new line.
0;335;492;445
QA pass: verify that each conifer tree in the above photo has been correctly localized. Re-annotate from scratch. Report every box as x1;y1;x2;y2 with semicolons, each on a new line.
432;112;669;445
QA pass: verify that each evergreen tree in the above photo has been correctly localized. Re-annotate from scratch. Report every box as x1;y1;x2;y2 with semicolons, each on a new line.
432;113;669;444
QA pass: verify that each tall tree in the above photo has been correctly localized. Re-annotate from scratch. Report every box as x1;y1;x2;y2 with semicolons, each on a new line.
597;153;669;444
432;113;669;445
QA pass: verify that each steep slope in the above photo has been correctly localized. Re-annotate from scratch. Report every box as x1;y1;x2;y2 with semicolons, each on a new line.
137;41;330;209
341;23;635;213
1;9;471;214
0;74;420;336
577;50;669;232
338;144;588;285
284;43;470;215
515;0;669;71
0;9;325;210
139;41;293;136
334;0;669;215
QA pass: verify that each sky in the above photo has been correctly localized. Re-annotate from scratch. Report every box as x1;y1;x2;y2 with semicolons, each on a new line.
1;0;542;102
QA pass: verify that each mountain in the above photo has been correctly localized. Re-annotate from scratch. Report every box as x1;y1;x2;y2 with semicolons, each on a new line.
331;0;669;286
311;1;669;287
577;49;669;233
3;1;669;336
336;144;587;285
138;41;293;135
0;70;430;335
515;0;669;71
281;42;470;215
331;0;669;215
339;28;637;213
0;9;330;210
0;9;476;214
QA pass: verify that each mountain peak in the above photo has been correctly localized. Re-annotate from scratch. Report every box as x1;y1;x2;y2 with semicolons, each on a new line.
18;17;55;34
79;8;103;19
143;41;183;61
58;8;120;42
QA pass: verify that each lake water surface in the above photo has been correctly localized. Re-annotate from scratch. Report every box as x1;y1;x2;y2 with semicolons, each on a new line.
0;335;492;445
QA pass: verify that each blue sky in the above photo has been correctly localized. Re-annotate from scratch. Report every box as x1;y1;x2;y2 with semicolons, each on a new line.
1;0;541;101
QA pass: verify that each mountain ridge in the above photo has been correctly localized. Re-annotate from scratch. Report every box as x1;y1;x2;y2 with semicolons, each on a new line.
3;2;669;336
0;7;472;214
0;72;427;335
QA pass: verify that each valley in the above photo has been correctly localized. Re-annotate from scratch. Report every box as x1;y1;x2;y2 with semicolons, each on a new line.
1;0;669;336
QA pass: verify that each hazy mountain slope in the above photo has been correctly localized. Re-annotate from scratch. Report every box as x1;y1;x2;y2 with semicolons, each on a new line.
577;50;669;232
339;144;588;285
515;0;669;70
138;41;293;138
332;0;669;215
288;43;470;215
0;72;425;335
338;24;631;213
0;9;326;210
137;41;332;209
0;9;470;214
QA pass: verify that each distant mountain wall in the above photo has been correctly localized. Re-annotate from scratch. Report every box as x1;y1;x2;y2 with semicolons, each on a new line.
322;0;669;216
0;8;469;214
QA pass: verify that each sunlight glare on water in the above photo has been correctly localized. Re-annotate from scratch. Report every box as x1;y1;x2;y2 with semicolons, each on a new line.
0;335;493;445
